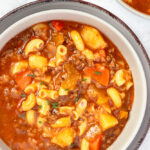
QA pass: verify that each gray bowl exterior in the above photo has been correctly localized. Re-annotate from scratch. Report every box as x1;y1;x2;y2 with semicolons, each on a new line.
0;0;150;150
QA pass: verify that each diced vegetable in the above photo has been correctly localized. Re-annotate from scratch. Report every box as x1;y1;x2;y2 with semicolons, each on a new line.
114;69;133;90
11;61;28;75
120;110;128;119
52;20;64;31
107;87;122;108
61;63;80;90
84;64;109;86
99;113;118;131
32;23;49;41
51;128;75;147
82;49;94;60
78;118;87;136
51;117;71;128
89;135;102;150
29;55;48;73
126;81;133;90
81;138;89;150
14;70;32;90
85;125;101;141
51;33;64;46
101;103;111;114
81;25;107;50
87;85;108;105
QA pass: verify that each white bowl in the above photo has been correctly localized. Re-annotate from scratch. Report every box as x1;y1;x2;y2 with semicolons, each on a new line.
118;0;150;19
0;1;149;150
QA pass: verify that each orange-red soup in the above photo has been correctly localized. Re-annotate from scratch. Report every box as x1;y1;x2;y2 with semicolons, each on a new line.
123;0;150;15
0;21;134;150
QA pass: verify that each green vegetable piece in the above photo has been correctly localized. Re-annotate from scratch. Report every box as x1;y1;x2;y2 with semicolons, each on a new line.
94;71;102;75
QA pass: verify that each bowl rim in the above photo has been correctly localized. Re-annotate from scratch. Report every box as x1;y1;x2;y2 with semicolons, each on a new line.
118;0;150;20
0;0;149;150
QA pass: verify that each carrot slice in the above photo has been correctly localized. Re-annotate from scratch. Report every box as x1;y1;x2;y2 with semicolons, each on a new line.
84;64;109;86
52;20;64;31
14;70;32;90
90;135;102;150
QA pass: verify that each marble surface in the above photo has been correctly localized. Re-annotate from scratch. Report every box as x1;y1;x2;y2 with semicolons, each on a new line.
0;0;149;149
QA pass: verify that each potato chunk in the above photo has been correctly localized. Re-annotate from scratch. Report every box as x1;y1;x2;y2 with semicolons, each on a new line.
114;69;133;90
11;61;28;75
120;110;128;119
100;113;118;131
61;63;80;90
29;55;48;72
33;23;49;41
87;85;108;105
81;26;107;50
51;117;71;128
107;87;122;108
51;128;76;148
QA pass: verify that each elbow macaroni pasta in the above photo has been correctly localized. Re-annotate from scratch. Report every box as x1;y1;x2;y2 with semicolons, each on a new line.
78;118;87;136
56;45;67;66
70;30;84;51
22;93;36;111
25;39;44;56
38;89;58;100
37;97;50;115
59;106;75;115
81;138;89;150
24;83;37;94
35;75;51;83
107;87;122;108
114;70;126;86
26;110;35;125
73;98;87;120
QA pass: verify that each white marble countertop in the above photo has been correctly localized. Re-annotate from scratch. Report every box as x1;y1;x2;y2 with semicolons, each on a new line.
0;0;149;149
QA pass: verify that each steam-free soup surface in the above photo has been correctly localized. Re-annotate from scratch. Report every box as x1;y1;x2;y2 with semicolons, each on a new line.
0;21;134;150
123;0;150;15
